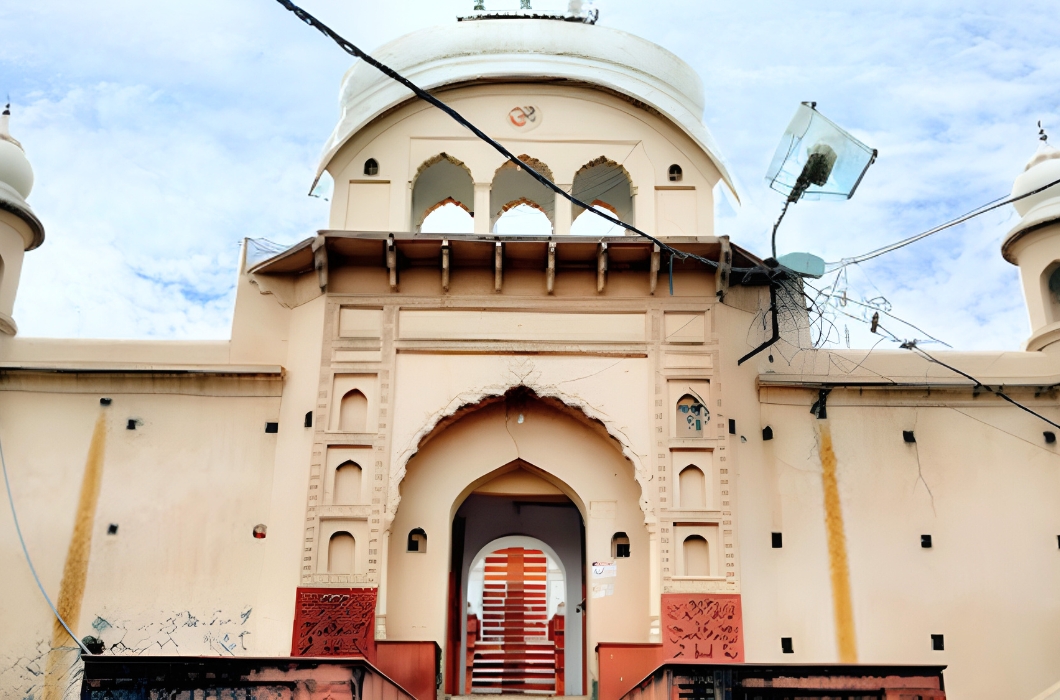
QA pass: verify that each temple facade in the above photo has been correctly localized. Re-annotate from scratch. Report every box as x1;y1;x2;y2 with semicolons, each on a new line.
1;10;1059;700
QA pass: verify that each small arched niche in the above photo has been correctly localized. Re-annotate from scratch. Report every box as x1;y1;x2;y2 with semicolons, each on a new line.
1041;262;1060;324
407;528;427;553
339;389;368;432
328;532;356;574
364;158;379;176
682;535;709;576
412;154;474;233
678;465;707;509
333;461;362;504
676;394;707;438
571;157;633;235
491;155;555;234
668;164;683;182
611;532;630;559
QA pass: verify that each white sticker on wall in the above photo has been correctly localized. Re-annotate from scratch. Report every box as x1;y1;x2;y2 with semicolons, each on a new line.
591;560;616;598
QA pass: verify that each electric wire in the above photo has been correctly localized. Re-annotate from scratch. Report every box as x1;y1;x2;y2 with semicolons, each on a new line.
907;344;1060;431
826;175;1060;271
770;199;791;259
273;0;771;279
802;279;951;347
1;424;91;655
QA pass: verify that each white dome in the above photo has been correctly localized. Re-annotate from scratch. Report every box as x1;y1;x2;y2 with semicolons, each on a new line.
0;110;45;250
1012;140;1060;217
0;136;33;200
318;18;738;199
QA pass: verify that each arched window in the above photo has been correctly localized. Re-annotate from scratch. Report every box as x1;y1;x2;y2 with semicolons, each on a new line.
412;154;474;233
676;394;707;438
407;528;427;553
668;164;683;182
333;461;362;504
491;155;555;235
328;532;356;574
611;532;630;558
339;389;368;432
682;535;709;577
1043;263;1060;323
364;158;379;176
571;157;633;235
679;465;706;509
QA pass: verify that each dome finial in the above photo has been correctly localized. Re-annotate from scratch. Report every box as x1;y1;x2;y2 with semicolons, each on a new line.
1039;120;1049;143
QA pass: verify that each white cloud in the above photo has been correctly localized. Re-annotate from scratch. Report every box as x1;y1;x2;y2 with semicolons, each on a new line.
1;0;1055;348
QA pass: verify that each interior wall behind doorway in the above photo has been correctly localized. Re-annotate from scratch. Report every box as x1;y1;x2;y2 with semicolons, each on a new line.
455;494;585;695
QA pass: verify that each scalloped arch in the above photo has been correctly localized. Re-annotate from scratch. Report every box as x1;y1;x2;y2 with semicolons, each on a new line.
385;384;654;531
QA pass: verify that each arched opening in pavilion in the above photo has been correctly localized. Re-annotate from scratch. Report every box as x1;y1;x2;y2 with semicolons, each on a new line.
491;156;555;235
412;153;475;233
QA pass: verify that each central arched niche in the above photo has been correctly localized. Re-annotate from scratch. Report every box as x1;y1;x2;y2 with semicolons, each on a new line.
490;156;556;233
385;388;648;691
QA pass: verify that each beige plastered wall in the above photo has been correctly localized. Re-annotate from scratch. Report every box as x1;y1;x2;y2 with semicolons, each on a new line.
0;250;327;694
751;388;1060;700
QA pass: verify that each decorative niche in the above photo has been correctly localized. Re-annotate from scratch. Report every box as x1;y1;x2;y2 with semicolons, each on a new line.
673;523;721;580
668;381;710;439
672;451;714;510
329;374;377;433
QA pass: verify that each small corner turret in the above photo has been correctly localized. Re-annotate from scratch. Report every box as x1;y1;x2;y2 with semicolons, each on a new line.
0;103;45;336
1002;122;1060;351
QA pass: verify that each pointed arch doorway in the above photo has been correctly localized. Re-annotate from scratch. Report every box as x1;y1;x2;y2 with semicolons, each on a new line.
447;462;586;696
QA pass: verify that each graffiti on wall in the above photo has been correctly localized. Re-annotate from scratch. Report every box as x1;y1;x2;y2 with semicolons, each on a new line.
662;594;744;662
291;587;376;659
0;607;254;698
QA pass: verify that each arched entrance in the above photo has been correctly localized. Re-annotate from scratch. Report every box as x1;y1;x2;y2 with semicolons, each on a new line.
450;467;585;695
385;390;648;698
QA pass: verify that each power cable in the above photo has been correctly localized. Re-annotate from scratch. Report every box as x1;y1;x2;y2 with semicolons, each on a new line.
1;425;91;655
906;343;1060;431
802;279;951;348
827;175;1060;271
272;0;772;280
770;200;791;259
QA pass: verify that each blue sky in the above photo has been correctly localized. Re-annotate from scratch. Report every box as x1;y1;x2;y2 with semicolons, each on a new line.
1;0;1057;348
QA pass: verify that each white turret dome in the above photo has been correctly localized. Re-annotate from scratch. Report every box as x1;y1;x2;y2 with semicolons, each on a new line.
1012;139;1060;217
1002;135;1060;264
0;107;33;199
0;106;44;250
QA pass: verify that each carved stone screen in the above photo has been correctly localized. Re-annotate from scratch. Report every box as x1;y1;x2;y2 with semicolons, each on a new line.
661;594;744;663
291;587;377;659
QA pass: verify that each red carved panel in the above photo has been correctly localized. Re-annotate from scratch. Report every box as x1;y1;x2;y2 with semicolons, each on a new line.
291;587;376;659
661;593;744;663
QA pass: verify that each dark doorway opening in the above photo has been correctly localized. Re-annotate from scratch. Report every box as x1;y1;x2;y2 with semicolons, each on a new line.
446;488;585;696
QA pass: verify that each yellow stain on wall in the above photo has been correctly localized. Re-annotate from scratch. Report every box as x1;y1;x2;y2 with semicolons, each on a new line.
818;419;858;663
44;411;108;700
